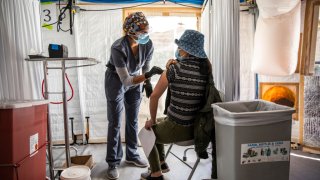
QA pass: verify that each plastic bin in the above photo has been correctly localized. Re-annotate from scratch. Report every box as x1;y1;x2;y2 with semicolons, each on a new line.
211;100;295;180
60;165;91;180
0;100;48;180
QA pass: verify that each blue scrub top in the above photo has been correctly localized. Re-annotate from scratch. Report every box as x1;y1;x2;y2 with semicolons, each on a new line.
107;36;154;76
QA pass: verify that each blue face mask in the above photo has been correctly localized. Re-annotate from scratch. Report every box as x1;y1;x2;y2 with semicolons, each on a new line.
135;34;150;44
175;49;184;61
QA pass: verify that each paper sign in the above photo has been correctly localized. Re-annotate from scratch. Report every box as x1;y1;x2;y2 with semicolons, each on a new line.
30;133;39;156
41;3;57;30
240;141;290;165
138;128;156;158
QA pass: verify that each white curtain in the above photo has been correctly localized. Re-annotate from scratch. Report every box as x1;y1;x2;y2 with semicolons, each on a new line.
212;0;240;101
74;7;123;142
201;1;211;58
239;12;255;100
0;0;43;101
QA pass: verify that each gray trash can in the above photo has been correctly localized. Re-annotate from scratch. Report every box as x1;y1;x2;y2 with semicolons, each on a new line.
211;100;295;180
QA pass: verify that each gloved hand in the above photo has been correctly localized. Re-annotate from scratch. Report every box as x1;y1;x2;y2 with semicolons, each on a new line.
144;66;164;79
142;79;153;98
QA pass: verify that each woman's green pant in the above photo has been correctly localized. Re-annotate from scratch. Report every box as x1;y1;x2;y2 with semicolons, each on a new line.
148;117;194;173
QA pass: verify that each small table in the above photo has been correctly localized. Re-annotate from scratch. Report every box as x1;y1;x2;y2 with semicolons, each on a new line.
25;57;100;180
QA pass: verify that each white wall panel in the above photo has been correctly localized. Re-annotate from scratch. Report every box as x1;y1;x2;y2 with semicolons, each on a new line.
74;7;122;142
41;3;81;141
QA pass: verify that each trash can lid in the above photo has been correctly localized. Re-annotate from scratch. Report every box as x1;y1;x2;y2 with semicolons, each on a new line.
211;100;295;126
60;165;91;180
0;100;49;109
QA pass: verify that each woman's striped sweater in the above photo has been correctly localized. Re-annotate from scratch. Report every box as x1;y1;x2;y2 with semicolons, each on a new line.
166;59;208;126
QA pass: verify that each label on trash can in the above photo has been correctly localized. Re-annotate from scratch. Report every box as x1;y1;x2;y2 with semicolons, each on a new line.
240;141;290;165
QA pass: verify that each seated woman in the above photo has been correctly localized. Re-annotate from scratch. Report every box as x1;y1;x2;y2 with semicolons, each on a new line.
141;29;211;180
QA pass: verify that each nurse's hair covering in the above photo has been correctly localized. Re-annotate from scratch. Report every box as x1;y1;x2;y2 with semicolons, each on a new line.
123;12;149;35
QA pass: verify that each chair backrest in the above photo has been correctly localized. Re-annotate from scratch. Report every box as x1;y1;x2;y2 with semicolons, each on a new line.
175;139;195;146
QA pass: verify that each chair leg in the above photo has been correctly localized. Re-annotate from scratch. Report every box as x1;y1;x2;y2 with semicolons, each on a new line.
187;157;200;180
165;144;173;160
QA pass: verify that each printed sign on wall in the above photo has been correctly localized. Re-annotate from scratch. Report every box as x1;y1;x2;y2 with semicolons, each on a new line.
240;141;290;165
41;3;57;30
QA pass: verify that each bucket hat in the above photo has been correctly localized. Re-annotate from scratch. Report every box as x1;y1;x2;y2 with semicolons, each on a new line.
175;29;207;59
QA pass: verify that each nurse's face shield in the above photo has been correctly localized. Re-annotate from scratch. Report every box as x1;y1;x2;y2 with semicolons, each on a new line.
134;26;151;39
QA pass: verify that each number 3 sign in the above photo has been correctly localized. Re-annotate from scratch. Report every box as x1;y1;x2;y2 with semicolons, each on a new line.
41;3;57;30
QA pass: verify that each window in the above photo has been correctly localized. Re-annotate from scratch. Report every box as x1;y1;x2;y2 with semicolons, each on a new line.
147;16;198;79
124;7;201;82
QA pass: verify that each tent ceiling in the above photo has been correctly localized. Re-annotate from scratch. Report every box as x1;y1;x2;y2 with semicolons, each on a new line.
79;0;204;5
41;0;205;6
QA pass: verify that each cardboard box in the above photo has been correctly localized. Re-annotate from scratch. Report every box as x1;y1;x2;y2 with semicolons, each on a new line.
64;155;93;169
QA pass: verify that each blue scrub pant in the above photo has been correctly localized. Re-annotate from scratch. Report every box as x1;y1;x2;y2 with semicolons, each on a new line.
104;69;142;167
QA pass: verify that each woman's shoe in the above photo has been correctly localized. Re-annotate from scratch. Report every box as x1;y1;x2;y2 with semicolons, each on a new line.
147;162;170;173
160;162;170;173
140;172;163;180
146;175;164;180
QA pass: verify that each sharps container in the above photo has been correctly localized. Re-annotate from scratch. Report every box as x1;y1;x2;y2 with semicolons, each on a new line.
60;165;91;180
0;100;48;180
211;100;295;180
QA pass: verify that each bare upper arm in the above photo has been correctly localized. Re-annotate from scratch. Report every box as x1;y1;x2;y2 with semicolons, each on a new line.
151;71;168;99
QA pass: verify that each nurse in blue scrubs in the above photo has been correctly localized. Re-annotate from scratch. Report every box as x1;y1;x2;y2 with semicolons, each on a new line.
104;12;163;179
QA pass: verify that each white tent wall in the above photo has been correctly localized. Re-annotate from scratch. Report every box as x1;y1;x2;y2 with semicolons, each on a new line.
258;0;305;83
41;3;164;143
40;4;123;143
252;0;301;76
201;1;255;101
201;2;210;58
257;1;307;142
74;6;123;143
0;0;43;101
200;0;302;142
73;6;168;143
212;0;240;101
203;0;251;101
41;2;82;142
39;1;302;143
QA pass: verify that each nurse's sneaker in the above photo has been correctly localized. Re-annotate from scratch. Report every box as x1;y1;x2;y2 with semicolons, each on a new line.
106;166;119;179
125;158;148;167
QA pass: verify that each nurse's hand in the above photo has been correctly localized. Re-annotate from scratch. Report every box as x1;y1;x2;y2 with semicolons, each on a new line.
145;119;154;130
166;59;177;69
143;79;153;98
145;66;164;79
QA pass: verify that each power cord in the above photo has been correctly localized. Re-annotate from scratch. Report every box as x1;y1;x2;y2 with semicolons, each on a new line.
41;73;74;104
57;0;73;33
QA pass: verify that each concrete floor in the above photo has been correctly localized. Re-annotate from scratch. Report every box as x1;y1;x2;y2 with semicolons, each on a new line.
47;143;320;180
